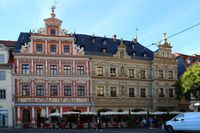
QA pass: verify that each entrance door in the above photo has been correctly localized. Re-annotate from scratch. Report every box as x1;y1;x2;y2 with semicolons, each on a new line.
23;109;30;124
2;114;5;127
0;111;8;127
37;110;44;128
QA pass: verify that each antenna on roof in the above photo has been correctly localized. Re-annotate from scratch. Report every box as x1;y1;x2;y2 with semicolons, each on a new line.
135;28;139;42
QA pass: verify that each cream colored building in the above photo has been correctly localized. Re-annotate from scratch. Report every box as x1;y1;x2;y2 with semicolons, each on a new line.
0;43;14;127
90;34;178;112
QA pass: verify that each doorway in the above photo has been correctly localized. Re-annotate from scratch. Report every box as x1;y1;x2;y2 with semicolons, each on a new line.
22;109;30;124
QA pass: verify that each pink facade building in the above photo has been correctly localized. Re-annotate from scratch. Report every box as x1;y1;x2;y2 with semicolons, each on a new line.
14;7;92;127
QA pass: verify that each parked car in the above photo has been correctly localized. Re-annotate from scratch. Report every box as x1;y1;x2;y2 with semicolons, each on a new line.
163;112;200;133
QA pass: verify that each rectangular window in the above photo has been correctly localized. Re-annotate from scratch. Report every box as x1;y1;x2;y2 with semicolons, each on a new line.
0;89;6;99
64;45;70;53
50;86;58;96
77;66;84;75
159;88;165;97
64;65;71;75
36;65;43;75
36;85;44;96
64;86;71;96
50;45;56;53
110;87;117;97
129;88;135;97
97;86;104;96
169;88;174;97
36;44;43;52
22;64;30;74
158;70;164;78
97;67;103;76
141;88;146;97
0;71;6;80
77;86;85;96
168;71;173;79
50;65;57;75
140;70;146;79
110;68;116;77
0;54;4;63
22;85;30;96
129;69;134;78
50;29;56;35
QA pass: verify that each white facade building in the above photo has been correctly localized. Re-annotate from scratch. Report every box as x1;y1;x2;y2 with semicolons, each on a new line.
0;43;14;127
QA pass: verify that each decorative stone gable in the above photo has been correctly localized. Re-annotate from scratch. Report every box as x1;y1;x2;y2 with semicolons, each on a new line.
113;39;131;59
20;42;31;53
73;43;85;55
154;33;175;58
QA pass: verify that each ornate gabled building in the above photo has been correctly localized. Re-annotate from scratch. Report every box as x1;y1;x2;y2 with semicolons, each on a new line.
13;5;179;127
14;6;92;128
74;32;178;112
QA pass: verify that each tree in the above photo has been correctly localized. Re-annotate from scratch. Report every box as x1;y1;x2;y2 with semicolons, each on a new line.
180;63;200;100
174;79;184;100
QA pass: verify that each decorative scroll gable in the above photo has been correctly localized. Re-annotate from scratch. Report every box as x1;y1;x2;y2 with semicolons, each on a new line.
73;43;85;55
20;42;31;53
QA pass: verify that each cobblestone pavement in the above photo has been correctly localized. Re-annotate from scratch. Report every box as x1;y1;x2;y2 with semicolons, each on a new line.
0;128;165;133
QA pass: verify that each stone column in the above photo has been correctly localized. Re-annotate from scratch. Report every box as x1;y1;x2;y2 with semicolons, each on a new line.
46;106;49;117
31;59;34;74
17;107;21;127
58;40;61;55
45;40;48;54
86;61;89;75
73;61;75;75
31;107;36;128
16;59;19;74
60;106;63;117
45;59;48;74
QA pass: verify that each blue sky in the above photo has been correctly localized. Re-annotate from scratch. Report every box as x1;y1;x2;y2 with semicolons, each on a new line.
0;0;199;54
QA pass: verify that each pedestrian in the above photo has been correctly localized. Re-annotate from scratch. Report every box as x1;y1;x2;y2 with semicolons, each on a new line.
149;117;153;129
96;117;103;131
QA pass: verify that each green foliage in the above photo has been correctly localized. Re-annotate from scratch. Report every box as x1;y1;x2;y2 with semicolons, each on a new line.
178;63;200;100
174;79;184;99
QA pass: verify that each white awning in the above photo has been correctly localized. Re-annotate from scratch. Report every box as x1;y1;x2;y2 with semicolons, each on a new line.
62;111;80;115
80;111;97;115
49;112;62;117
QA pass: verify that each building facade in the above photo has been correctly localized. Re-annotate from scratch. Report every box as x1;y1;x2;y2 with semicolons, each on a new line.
0;43;14;127
75;33;178;112
13;6;180;127
14;7;92;127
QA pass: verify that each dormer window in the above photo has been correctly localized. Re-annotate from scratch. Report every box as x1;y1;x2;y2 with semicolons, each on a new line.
186;57;191;64
132;44;135;49
102;48;106;53
132;52;136;57
144;53;147;58
103;40;107;45
80;46;85;50
50;29;56;35
92;38;96;44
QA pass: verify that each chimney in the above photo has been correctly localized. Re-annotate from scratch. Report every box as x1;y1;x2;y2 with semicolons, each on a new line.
112;35;117;41
133;37;137;43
